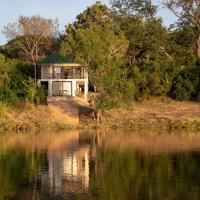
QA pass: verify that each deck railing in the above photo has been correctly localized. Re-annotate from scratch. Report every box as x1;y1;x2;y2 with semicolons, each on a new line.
38;73;87;79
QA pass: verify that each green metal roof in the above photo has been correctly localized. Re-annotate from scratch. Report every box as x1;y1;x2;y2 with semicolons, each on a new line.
38;54;76;65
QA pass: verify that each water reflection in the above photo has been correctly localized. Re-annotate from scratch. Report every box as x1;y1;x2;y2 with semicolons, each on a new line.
1;131;200;199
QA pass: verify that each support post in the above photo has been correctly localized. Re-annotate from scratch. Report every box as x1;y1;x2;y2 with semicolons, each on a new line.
37;80;41;87
72;80;76;97
48;80;53;96
84;78;88;100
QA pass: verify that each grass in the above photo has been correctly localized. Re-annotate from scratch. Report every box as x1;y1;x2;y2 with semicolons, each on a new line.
1;96;200;132
118;119;200;132
80;97;200;131
0;102;72;132
0;101;8;114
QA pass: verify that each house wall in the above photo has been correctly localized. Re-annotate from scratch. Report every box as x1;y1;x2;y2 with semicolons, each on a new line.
38;78;88;100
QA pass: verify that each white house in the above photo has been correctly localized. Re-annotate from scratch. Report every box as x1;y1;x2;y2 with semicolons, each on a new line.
37;54;88;100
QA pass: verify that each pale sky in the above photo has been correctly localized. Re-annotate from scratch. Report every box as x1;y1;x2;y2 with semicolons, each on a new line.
0;0;176;45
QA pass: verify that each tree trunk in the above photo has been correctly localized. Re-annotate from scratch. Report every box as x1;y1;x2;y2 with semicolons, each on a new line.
196;33;200;65
34;62;37;83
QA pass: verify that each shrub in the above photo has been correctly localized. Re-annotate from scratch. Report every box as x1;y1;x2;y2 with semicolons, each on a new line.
0;101;8;114
0;53;45;105
170;66;200;101
95;62;136;110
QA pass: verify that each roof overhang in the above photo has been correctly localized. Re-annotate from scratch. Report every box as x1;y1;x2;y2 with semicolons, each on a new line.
39;63;86;67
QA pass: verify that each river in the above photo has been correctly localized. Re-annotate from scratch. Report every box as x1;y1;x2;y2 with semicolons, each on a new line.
0;130;200;200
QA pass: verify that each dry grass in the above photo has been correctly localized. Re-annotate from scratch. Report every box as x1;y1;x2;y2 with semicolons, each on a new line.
104;97;200;131
48;97;79;126
0;103;64;132
0;97;89;132
47;96;89;127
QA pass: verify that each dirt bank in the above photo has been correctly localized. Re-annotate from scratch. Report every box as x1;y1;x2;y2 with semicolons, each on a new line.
106;97;200;131
48;96;89;127
0;97;89;132
81;97;200;131
0;104;55;132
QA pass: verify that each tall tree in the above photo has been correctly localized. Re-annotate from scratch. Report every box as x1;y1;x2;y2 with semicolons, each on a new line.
111;0;170;67
166;0;200;63
61;2;135;120
2;16;58;81
111;0;157;19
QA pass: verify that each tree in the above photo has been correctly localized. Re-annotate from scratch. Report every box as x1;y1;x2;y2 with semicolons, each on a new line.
61;2;135;120
111;0;157;19
166;0;200;63
61;2;127;69
0;54;15;87
2;15;58;81
73;1;111;30
110;0;172;67
169;25;196;66
62;23;131;112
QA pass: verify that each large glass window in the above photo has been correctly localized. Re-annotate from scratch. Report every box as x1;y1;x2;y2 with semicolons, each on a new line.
52;81;72;96
54;67;61;78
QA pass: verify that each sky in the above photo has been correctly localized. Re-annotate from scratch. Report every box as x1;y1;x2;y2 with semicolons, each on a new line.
0;0;176;45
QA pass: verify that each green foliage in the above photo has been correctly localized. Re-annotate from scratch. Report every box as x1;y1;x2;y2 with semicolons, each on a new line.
0;54;15;87
168;26;196;66
0;42;21;60
0;54;45;106
0;101;7;114
95;61;135;110
22;78;46;104
111;0;157;19
170;66;200;101
59;1;200;110
61;2;131;110
74;1;110;30
2;1;200;113
128;58;176;99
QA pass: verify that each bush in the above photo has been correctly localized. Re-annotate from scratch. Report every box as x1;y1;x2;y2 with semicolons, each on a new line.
129;61;175;99
95;61;136;110
0;101;8;114
0;53;45;106
170;66;200;101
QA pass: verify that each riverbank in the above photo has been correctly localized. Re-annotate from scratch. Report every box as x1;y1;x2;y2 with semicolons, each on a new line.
1;97;200;132
81;97;200;131
0;97;88;132
0;103;72;132
107;97;200;131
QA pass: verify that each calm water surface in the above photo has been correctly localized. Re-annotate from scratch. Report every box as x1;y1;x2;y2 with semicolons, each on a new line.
1;130;200;200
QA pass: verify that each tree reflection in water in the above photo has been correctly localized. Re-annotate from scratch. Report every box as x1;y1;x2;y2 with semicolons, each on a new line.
0;131;200;199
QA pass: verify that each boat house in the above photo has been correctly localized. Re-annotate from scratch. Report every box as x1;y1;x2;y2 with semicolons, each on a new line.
37;54;88;100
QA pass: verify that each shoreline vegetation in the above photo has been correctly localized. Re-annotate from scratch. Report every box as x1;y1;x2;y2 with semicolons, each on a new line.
0;102;75;132
0;97;200;133
80;97;200;132
1;2;200;133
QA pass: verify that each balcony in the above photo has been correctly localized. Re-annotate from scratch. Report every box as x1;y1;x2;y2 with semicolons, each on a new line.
37;66;88;80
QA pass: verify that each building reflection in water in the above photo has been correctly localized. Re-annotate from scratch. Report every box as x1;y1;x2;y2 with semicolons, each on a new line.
0;130;104;198
45;147;90;194
39;131;99;196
